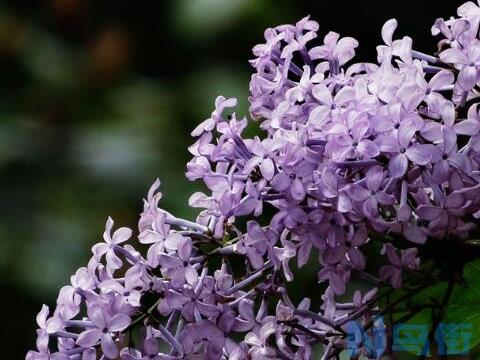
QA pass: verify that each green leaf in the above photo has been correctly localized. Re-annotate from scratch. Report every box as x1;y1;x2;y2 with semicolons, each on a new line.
392;258;480;356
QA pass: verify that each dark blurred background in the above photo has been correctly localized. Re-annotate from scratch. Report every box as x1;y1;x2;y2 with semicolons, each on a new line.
0;0;463;358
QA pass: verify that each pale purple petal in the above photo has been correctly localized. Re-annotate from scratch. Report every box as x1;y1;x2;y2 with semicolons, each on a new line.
389;153;408;178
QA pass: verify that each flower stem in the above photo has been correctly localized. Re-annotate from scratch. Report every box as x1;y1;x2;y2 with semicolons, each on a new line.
418;280;455;360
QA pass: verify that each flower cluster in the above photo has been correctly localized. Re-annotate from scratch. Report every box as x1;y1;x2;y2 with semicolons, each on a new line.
27;1;480;359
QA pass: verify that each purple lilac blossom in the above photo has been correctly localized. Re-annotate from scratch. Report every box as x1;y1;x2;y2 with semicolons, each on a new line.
27;2;480;359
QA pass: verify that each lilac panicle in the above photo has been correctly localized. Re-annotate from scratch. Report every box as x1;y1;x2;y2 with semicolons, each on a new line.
27;2;480;359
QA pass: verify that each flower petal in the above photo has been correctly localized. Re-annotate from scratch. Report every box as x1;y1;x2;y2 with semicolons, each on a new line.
101;333;118;359
77;329;101;348
389;153;408;178
381;18;397;45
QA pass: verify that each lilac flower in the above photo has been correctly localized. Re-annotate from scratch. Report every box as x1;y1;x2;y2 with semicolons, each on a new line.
323;225;368;269
100;265;144;307
180;321;224;359
417;191;472;235
270;169;307;201
26;307;69;360
379;244;419;288
327;117;380;161
319;167;352;212
308;84;355;129
157;236;199;288
318;264;350;295
179;284;220;322
28;3;480;360
237;221;276;270
243;137;278;181
415;70;454;115
308;31;359;67
26;330;69;360
121;327;176;360
244;319;278;359
432;127;470;183
273;237;297;281
389;181;428;244
191;96;237;137
377;18;413;63
35;305;64;335
454;104;480;136
92;217;133;274
76;304;130;359
139;178;162;232
347;166;395;218
440;43;480;91
378;121;434;178
232;299;256;332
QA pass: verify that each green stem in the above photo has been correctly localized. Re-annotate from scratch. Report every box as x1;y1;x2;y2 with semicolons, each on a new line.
418;280;455;360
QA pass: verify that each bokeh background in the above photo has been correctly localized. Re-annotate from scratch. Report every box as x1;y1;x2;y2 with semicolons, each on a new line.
0;0;467;358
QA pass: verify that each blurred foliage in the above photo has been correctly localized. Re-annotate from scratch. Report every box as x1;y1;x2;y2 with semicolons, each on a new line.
0;0;475;358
